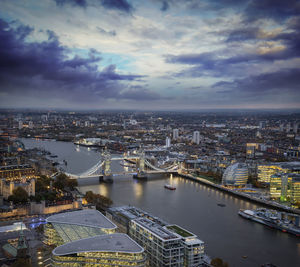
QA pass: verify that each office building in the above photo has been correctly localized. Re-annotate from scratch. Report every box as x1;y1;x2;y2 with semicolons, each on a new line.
258;162;300;183
173;129;179;140
44;209;146;267
130;217;184;266
18;121;23;130
166;137;171;148
192;131;200;145
259;121;266;129
107;206;205;267
246;143;259;158
270;173;300;204
51;233;146;267
222;163;248;187
294;122;299;134
258;164;283;183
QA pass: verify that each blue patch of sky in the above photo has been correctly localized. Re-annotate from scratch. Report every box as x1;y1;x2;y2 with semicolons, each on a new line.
70;48;136;72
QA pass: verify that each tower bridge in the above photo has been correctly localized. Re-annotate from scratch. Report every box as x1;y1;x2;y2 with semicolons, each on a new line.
64;149;179;182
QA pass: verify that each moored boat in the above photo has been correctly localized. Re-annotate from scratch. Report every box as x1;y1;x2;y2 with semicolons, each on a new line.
238;208;300;237
164;184;176;190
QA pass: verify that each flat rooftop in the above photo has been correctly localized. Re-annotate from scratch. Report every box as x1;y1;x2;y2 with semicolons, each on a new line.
52;233;144;255
166;225;194;238
47;209;116;229
133;217;179;241
108;205;168;225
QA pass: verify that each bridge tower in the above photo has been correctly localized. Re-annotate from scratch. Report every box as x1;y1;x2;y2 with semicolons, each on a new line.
133;147;147;180
99;149;113;183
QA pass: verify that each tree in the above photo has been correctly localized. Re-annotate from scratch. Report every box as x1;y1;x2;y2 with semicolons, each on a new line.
67;178;78;190
35;175;51;193
53;173;77;191
211;258;229;267
8;187;29;204
84;191;113;211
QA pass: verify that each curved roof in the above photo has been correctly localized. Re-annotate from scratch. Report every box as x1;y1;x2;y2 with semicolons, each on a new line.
223;163;248;183
47;209;116;229
52;233;144;255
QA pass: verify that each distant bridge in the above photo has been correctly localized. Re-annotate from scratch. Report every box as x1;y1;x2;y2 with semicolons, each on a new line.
64;149;179;180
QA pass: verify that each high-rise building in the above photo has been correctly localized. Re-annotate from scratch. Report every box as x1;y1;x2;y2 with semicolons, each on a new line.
84;120;90;127
41;114;48;121
259;121;266;129
44;209;146;267
246;143;259;158
166;137;171;148
173;129;179;140
18;120;23;130
222;163;248;187
294;122;299;134
192;131;200;144
286;122;291;133
28;121;34;129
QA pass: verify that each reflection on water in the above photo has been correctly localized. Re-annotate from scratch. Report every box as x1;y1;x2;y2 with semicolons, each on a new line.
133;181;143;199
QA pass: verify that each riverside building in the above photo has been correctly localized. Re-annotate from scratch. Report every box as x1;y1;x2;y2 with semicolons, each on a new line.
107;206;205;267
44;209;147;267
222;163;248;187
258;162;300;184
270;173;300;205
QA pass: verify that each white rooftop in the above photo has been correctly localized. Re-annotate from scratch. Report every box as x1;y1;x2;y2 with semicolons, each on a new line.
52;233;144;255
47;209;116;229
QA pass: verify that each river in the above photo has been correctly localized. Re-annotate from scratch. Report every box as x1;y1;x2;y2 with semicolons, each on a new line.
21;139;300;267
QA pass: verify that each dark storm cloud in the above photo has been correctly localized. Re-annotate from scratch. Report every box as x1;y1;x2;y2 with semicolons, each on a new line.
244;0;300;22
166;11;300;79
160;1;169;12
166;47;300;78
156;0;299;22
213;68;300;96
54;0;87;8
100;0;133;13
53;0;133;13
0;19;148;103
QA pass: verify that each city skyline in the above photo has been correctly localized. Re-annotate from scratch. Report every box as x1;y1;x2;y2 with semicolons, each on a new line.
0;0;299;110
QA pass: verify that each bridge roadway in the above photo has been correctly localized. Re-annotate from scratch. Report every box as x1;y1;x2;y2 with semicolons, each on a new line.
69;170;177;178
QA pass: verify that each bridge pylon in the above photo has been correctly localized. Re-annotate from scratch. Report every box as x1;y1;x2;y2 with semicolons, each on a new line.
99;148;113;183
133;146;147;180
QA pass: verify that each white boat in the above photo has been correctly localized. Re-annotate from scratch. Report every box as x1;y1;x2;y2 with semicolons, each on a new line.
164;184;176;190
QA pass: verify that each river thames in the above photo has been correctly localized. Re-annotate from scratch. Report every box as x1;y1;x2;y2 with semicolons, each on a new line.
22;139;300;267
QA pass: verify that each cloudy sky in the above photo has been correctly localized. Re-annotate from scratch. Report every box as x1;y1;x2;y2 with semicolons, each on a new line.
0;0;299;110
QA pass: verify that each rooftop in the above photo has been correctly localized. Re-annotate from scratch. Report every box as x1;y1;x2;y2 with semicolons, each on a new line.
52;233;144;255
47;209;116;229
166;225;194;238
133;217;179;241
108;205;168;225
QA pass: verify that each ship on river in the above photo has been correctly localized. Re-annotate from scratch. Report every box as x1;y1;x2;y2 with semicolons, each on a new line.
239;208;300;236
